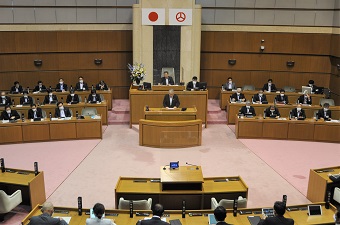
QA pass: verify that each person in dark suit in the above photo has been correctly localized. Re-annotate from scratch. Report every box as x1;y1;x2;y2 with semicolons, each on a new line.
214;206;232;225
66;90;80;104
20;91;34;105
44;91;58;104
275;89;289;104
0;91;11;106
27;202;68;225
136;204;169;225
75;76;89;91
253;90;268;104
291;104;306;120
335;210;340;225
262;79;277;92
88;90;102;103
258;201;294;225
264;105;280;118
10;81;23;94
0;105;20;120
163;89;180;108
54;102;72;118
239;101;256;116
28;104;43;119
317;103;332;120
297;92;312;105
33;81;47;92
160;71;174;85
96;80;109;91
223;77;236;90
86;203;116;225
55;78;68;92
230;88;246;102
186;76;199;91
308;80;318;93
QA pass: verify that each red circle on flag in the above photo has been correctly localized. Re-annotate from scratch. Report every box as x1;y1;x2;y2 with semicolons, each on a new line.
148;12;158;22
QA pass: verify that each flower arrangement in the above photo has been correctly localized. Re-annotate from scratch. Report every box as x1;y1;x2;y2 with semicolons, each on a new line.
127;63;146;84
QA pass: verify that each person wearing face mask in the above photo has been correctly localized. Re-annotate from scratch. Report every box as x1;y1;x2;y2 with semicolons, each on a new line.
230;88;246;102
86;203;117;225
317;103;332;120
298;91;312;105
76;76;89;91
264;105;280;118
96;80;109;91
66;90;80;104
55;78;68;92
223;77;236;91
0;105;20;120
262;79;277;92
291;104;306;120
27;202;68;225
186;76;200;91
239;101;256;117
54;102;71;118
20;91;34;105
0;91;11;106
28;104;43;119
253;90;268;104
33;81;47;92
10;81;23;94
44;90;58;104
88;90;102;103
275;89;289;104
307;80;319;94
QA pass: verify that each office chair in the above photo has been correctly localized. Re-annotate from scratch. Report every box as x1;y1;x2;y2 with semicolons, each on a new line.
0;190;22;222
81;108;98;116
283;86;296;92
100;94;104;101
334;187;340;204
319;98;335;106
41;110;47;118
211;196;247;210
242;85;255;91
118;197;152;210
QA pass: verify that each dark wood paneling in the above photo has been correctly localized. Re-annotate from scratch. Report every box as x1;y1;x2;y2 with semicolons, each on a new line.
36;32;58;52
112;87;129;99
15;32;37;53
331;34;340;57
233;32;252;52
213;32;234;52
57;31;78;52
272;33;293;53
77;31;98;52
0;32;16;53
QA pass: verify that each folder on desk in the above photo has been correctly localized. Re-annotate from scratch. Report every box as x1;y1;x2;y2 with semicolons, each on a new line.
169;219;182;225
208;214;217;225
247;216;261;225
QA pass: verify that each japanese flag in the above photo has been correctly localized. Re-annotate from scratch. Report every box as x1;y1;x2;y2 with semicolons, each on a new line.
142;8;165;25
169;9;192;26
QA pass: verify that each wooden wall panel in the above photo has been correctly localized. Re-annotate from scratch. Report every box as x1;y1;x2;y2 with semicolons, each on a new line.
329;74;340;105
0;32;16;53
98;70;131;87
250;33;274;53
201;32;214;52
112;87;129;99
36;32;58;52
77;31;98;52
14;32;37;53
271;33;293;53
57;53;80;70
233;32;252;52
57;31;78;52
331;34;340;57
213;32;234;52
250;71;270;88
269;72;290;89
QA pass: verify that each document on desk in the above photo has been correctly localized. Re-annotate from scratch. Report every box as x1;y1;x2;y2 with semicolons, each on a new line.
247;216;261;225
55;217;71;224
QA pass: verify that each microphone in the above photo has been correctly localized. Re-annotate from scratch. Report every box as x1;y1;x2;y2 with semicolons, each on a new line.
233;199;238;217
325;191;331;209
182;200;186;218
185;162;199;170
1;158;5;173
129;200;133;218
282;195;287;208
34;162;39;176
77;196;82;215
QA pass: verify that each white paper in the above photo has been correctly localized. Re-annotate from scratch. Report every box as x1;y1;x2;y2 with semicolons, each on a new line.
56;217;71;224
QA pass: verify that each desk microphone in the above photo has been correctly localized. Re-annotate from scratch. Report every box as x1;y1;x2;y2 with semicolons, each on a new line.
34;162;39;176
0;158;5;173
325;191;331;209
282;195;287;208
233;199;238;217
77;196;82;215
129;201;133;218
182;200;186;218
185;162;199;170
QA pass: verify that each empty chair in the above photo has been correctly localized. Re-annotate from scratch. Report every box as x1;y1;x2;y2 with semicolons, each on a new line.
81;107;98;116
0;190;22;222
334;187;340;204
242;85;255;91
211;196;247;210
41;109;47;118
118;197;152;210
100;94;104;101
78;96;82;102
283;86;296;92
69;109;73;117
319;98;335;106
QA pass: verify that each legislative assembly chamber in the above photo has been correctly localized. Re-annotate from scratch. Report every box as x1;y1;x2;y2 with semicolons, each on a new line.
0;0;339;225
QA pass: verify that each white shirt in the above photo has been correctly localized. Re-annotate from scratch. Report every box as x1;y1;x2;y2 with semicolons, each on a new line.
80;83;83;89
60;109;66;118
86;218;116;225
193;81;196;88
165;78;169;85
169;97;173;106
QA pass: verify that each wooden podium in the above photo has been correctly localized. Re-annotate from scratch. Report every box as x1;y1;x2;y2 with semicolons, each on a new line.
160;166;203;191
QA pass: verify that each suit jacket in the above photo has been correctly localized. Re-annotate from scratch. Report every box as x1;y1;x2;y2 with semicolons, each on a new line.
76;82;89;91
28;213;68;225
55;83;68;91
96;83;108;90
10;85;23;93
230;93;246;102
0;96;12;106
0;110;20;120
54;107;72;118
239;106;256;116
86;218;116;225
309;84;318;93
262;83;277;92
66;94;80;104
28;108;43;119
136;217;169;225
275;95;289;104
20;96;34;105
253;94;268;103
44;95;58;104
258;215;294;225
160;77;174;85
163;94;180;108
224;82;236;90
297;95;312;105
291;108;306;119
33;85;47;92
317;109;332;119
186;81;199;90
88;94;101;103
264;107;280;117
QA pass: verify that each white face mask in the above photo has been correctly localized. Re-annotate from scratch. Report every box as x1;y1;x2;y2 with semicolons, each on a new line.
32;108;37;112
92;94;96;97
49;94;53;96
237;92;240;95
229;81;232;84
24;95;28;98
280;93;284;97
268;82;272;85
71;94;75;97
259;93;263;97
39;84;42;87
246;106;250;109
1;96;5;98
6;110;11;114
270;110;275;112
297;107;301;111
324;108;328;111
59;82;63;84
79;80;83;83
59;106;64;110
309;84;313;87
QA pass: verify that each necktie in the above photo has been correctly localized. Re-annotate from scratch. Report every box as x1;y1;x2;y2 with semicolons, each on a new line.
34;111;37;118
259;96;262;102
71;96;74;102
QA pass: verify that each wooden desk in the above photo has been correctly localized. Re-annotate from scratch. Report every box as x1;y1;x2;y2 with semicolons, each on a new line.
130;88;208;128
0;117;102;144
115;176;248;210
220;90;326;110
0;168;46;209
22;203;336;225
235;117;340;143
139;119;202;148
144;107;197;121
152;85;186;91
9;90;112;110
307;166;340;203
227;103;340;124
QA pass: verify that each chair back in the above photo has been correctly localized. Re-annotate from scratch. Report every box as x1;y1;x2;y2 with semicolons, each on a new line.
211;196;247;210
242;85;255;91
334;187;340;204
0;190;22;213
81;107;98;116
283;86;296;92
319;98;335;106
118;197;152;210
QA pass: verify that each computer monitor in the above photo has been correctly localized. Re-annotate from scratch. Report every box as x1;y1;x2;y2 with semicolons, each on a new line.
170;161;179;169
199;82;207;90
143;82;152;90
301;86;312;94
308;205;322;216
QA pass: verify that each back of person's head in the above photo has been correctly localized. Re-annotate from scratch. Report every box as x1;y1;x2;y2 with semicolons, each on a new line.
273;201;286;216
152;204;164;217
336;210;340;224
14;81;19;85
41;202;54;215
214;206;227;221
324;103;330;108
309;80;315;85
93;203;105;219
280;89;285;93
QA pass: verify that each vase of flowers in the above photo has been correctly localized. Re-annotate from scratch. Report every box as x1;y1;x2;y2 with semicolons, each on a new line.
127;63;146;86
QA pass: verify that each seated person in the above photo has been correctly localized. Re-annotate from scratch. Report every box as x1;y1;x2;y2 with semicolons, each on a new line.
239;101;256;116
54;102;72;118
291;104;306;120
214;206;232;225
86;203;116;225
317;103;332;120
335;209;340;225
27;202;68;225
262;78;277;92
88;90;102;103
10;81;23;94
20;91;34;105
308;79;318;93
230;88;246;102
96;80;108;91
253;90;268;104
33;80;47;92
0;105;20;120
160;71;174;85
264;105;280;118
258;201;294;225
28;104;43;119
275;89;289;104
66;90;80;104
297;92;312;105
55;78;68;92
136;204;169;225
0;91;11;106
163;89;180;109
186;76;199;91
44;91;58;104
223;77;236;90
76;76;89;91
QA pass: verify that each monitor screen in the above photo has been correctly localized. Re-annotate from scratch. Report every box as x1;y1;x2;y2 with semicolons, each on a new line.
199;82;207;90
170;161;179;169
308;205;322;216
301;86;312;94
143;82;152;90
